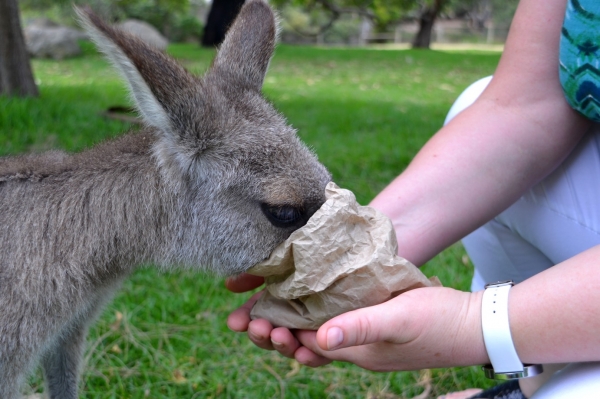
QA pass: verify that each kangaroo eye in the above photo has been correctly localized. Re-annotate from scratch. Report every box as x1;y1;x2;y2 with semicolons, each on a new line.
261;203;304;228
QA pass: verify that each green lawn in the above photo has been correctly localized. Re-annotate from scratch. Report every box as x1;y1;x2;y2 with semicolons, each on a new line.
0;43;501;398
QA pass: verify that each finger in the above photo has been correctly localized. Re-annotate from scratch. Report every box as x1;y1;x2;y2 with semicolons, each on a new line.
315;303;399;351
297;328;379;368
247;318;276;350
225;273;265;293
293;330;334;367
294;346;333;367
269;327;301;358
226;291;263;332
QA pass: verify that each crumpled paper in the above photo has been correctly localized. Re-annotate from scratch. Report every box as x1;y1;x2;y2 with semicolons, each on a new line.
247;182;441;329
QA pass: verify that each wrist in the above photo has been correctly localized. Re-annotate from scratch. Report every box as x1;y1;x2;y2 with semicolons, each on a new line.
458;290;490;366
451;291;489;366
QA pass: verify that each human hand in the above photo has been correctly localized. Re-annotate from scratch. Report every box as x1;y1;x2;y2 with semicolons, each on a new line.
225;273;265;294
292;287;488;371
225;273;333;365
225;273;264;333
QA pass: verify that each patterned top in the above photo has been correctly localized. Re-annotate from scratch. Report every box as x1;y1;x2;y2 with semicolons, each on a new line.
559;0;600;122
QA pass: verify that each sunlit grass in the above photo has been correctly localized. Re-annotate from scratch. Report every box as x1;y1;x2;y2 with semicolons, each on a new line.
1;43;501;398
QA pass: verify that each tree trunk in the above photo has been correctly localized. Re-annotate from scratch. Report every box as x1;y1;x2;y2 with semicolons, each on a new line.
201;0;246;47
0;0;38;97
412;0;445;49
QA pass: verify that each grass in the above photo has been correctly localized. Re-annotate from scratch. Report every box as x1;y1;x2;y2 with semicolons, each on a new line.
0;42;501;398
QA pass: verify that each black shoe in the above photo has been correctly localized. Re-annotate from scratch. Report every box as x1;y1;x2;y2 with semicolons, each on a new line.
468;380;527;399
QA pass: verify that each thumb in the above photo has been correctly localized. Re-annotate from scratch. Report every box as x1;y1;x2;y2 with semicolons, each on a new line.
316;302;400;351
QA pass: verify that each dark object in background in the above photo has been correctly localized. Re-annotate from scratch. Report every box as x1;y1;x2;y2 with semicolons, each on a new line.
0;0;38;97
103;106;141;124
202;0;245;47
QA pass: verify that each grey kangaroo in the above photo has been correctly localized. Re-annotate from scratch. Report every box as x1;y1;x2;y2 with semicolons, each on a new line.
0;1;330;398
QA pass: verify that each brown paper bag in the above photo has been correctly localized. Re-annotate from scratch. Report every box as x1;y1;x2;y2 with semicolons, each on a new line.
247;182;441;329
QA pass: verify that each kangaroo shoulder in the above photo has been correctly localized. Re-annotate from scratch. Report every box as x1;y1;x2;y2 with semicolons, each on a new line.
0;150;71;183
0;132;156;184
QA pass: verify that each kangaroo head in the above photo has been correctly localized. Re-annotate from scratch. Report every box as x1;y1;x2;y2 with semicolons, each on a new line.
76;1;331;275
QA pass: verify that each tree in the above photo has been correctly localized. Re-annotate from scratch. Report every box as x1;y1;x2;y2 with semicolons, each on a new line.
270;0;413;44
271;0;446;49
447;0;518;30
201;0;246;47
412;0;447;49
0;0;38;97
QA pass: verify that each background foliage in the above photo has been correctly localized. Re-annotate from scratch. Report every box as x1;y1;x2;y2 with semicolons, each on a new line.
18;0;206;42
17;0;518;46
270;0;518;44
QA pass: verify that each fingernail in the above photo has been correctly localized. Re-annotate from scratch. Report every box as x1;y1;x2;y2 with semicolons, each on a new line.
271;340;283;349
326;327;344;350
248;331;264;342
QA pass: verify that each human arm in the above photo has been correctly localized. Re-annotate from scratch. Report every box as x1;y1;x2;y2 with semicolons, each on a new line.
227;0;594;366
294;243;600;370
373;0;591;266
228;243;600;369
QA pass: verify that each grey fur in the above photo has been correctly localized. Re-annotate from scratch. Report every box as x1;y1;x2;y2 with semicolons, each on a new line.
0;1;331;398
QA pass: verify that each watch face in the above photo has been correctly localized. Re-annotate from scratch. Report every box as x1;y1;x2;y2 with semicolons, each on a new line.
484;280;514;289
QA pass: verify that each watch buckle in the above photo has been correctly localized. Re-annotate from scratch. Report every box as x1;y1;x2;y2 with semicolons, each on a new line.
482;364;544;380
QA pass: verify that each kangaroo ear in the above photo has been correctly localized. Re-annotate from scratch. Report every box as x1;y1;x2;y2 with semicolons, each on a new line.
210;0;278;92
75;6;196;134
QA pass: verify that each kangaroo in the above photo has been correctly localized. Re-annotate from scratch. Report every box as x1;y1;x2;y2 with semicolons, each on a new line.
0;1;331;398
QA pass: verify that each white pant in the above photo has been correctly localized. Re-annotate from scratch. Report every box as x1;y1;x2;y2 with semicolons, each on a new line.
446;77;600;398
445;76;600;290
465;128;600;291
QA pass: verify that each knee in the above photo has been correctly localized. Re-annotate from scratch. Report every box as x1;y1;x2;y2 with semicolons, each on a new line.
444;76;493;125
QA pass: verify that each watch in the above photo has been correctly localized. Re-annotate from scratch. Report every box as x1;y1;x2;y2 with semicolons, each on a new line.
481;280;543;380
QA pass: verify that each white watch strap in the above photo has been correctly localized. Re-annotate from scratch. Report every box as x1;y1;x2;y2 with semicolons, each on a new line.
481;281;543;379
481;281;523;373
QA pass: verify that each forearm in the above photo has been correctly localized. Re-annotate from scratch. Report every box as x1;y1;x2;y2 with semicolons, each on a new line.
509;245;600;363
370;0;590;266
449;244;600;369
371;99;589;265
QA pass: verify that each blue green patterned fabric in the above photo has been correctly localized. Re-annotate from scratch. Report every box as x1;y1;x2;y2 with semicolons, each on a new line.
560;0;600;122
